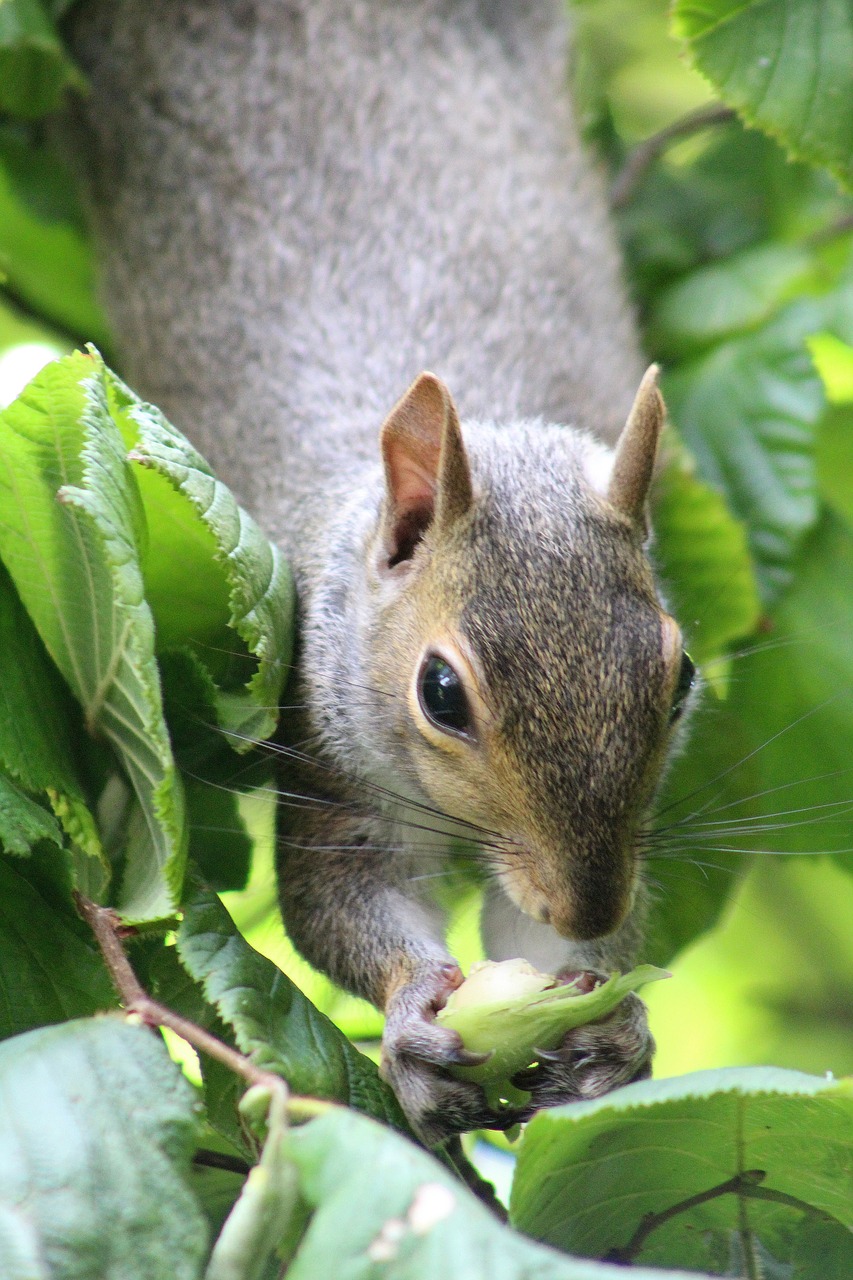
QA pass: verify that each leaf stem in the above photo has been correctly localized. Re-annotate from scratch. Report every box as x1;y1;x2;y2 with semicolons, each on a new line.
605;1168;841;1265
604;1170;766;1263
610;103;737;210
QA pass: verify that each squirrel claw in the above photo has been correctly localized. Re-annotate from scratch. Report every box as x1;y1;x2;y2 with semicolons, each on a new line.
510;981;653;1119
380;967;512;1143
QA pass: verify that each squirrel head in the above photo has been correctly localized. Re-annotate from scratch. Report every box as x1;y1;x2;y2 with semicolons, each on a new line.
368;369;694;942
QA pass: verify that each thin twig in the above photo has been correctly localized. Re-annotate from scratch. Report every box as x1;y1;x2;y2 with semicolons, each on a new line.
74;892;286;1094
74;894;508;1221
610;103;737;210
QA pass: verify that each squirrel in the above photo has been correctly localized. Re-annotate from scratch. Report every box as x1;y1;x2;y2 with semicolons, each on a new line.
62;0;696;1143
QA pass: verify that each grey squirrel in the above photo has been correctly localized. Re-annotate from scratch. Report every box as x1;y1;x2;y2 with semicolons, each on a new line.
63;0;696;1143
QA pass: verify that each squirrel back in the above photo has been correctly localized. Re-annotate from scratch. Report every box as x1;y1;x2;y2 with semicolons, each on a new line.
65;0;642;551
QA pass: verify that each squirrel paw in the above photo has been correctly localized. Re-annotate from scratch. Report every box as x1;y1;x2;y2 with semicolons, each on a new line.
381;962;522;1146
512;970;653;1117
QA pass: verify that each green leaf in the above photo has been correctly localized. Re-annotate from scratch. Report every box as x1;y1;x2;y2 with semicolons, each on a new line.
724;511;853;863
651;243;817;358
156;649;263;893
0;851;114;1039
175;882;411;1132
0;558;103;865
205;1087;298;1280
511;1066;853;1274
0;351;184;922
0;0;86;119
809;332;853;404
282;1106;711;1279
816;404;853;526
652;444;761;663
105;361;294;747
0;773;62;856
0;1017;207;1279
663;303;825;601
0;129;109;345
673;0;853;191
810;335;853;526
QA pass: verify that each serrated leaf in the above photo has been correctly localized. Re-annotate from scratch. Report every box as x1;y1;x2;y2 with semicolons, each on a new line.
0;1017;207;1280
673;0;853;191
0;351;185;922
0;0;86;119
0;773;62;856
102;358;294;747
175;882;411;1133
283;1107;712;1280
652;444;761;663
0;558;102;865
511;1066;853;1274
0;851;114;1039
663;302;825;601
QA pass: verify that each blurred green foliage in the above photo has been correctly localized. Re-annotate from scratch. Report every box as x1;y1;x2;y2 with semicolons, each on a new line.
571;0;853;1087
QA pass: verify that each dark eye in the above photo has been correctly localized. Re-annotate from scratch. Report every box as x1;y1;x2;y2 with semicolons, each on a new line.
418;655;472;737
670;651;696;724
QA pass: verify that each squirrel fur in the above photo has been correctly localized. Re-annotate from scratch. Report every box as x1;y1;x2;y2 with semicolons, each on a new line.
62;0;694;1142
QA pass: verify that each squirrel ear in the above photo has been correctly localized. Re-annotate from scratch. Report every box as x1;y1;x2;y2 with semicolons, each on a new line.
380;372;473;567
606;364;665;531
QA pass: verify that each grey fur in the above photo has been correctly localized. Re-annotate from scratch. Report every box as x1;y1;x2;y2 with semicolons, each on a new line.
64;0;642;553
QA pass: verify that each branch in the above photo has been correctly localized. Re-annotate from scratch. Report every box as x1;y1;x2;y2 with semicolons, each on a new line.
610;103;737;211
75;894;508;1220
74;893;289;1097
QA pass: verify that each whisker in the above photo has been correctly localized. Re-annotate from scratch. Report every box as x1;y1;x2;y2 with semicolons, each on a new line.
654;695;847;823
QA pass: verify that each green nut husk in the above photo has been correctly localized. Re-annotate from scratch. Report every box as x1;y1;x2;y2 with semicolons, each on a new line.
436;959;669;1112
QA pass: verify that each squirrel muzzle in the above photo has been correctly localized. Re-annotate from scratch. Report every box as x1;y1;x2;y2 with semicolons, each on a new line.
501;828;639;943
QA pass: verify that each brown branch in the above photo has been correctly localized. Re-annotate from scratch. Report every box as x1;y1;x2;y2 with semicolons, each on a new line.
610;103;737;210
75;894;507;1221
74;892;286;1095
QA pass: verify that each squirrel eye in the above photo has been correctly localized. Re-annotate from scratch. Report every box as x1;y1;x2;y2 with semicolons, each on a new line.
418;655;473;737
670;651;696;724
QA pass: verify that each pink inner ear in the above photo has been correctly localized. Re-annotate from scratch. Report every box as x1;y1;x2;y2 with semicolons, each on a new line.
383;436;439;567
386;437;439;514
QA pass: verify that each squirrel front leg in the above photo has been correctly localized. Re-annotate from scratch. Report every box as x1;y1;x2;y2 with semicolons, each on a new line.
277;786;517;1145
